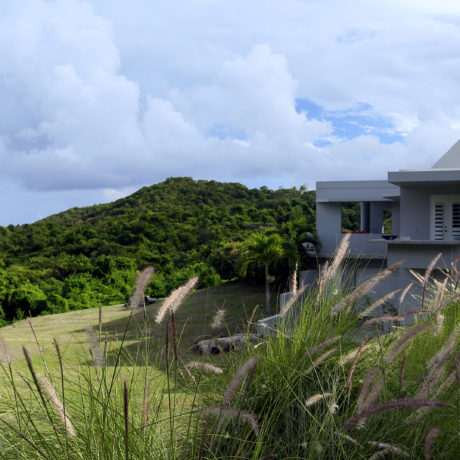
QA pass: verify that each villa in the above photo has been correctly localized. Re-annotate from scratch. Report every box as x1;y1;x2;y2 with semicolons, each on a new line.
316;140;460;299
258;140;460;334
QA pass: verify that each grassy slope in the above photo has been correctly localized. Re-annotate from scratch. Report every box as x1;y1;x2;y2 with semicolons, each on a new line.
0;282;265;378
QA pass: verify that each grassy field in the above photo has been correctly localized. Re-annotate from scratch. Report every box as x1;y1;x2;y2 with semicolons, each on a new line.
0;262;459;459
0;281;265;363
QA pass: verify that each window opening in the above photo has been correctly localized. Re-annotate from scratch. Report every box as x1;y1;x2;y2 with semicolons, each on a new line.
341;202;362;233
383;209;392;234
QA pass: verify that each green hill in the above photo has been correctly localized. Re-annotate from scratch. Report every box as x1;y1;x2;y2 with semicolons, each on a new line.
0;178;316;321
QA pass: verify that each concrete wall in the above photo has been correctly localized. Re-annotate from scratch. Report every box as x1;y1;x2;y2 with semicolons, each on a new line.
387;241;460;269
318;231;388;258
316;202;342;256
369;202;388;234
400;187;430;239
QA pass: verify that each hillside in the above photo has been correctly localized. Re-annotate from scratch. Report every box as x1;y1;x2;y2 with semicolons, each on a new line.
0;177;316;322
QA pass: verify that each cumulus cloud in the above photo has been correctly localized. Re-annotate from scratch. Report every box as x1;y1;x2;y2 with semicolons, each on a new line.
1;0;460;215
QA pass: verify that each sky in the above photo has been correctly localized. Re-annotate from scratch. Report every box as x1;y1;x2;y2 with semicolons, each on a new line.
2;0;460;225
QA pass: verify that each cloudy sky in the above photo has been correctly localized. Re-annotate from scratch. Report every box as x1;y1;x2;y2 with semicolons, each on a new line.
2;0;460;225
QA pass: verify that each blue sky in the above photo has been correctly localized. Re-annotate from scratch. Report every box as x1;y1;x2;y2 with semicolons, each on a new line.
2;0;460;225
295;99;405;146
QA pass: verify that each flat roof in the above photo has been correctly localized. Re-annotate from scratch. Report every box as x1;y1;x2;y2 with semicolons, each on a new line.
388;168;460;185
316;180;399;202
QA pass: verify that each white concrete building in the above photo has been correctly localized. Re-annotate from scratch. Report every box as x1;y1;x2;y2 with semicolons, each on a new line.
258;141;460;334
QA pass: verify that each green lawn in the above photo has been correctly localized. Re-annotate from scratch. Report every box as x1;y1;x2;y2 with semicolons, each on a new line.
0;281;265;383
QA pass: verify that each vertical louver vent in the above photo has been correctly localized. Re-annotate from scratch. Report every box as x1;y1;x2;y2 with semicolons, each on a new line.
452;203;460;240
433;202;445;240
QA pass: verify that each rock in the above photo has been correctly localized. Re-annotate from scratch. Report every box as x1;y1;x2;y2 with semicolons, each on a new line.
192;334;259;355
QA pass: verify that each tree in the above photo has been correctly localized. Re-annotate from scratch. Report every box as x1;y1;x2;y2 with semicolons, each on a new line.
240;232;284;314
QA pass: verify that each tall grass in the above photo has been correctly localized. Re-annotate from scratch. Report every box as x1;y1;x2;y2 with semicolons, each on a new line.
0;255;459;459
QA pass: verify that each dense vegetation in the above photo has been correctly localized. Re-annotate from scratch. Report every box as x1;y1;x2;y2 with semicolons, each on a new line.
0;178;316;322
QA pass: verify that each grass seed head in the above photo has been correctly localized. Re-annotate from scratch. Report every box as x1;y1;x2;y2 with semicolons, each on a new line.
222;355;260;406
424;427;441;460
305;393;332;407
185;362;224;374
198;407;259;437
211;308;226;330
38;375;76;436
86;325;105;368
344;399;454;430
155;276;198;323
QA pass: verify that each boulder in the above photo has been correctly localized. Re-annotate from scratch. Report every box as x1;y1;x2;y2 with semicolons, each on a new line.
192;334;259;355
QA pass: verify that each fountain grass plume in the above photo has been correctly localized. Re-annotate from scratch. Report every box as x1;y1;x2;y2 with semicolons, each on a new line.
358;288;401;318
155;276;198;323
280;283;309;317
362;309;428;327
307;335;341;357
434;314;444;336
305;393;332;407
399;282;414;304
410;371;458;422
360;376;384;416
331;262;401;315
305;348;337;375
222;355;260;406
127;265;154;309
185;362;223;374
432;291;460;315
211;308;226;330
339;342;374;366
409;269;424;285
424;427;441;460
432;276;448;311
328;233;350;280
417;326;460;398
86;325;105;368
368;441;409;458
316;233;350;301
38;374;76;436
347;336;367;389
198;422;207;460
421;253;442;309
198;407;259;437
356;366;379;412
290;261;298;295
399;351;406;397
384;321;431;364
344;399;454;430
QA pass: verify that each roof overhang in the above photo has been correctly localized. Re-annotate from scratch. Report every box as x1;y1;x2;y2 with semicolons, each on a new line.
388;168;460;186
316;180;400;203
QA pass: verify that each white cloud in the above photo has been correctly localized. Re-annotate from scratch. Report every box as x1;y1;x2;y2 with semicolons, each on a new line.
2;0;460;223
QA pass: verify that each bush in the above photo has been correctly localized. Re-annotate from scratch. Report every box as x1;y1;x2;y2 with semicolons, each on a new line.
6;283;47;318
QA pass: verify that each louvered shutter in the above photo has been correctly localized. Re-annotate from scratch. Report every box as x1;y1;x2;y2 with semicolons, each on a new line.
451;203;460;240
433;202;445;240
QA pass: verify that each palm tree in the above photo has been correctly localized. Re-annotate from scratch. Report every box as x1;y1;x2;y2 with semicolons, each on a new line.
240;232;284;314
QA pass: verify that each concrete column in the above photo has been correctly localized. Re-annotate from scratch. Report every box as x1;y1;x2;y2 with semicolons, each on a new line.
361;202;370;233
